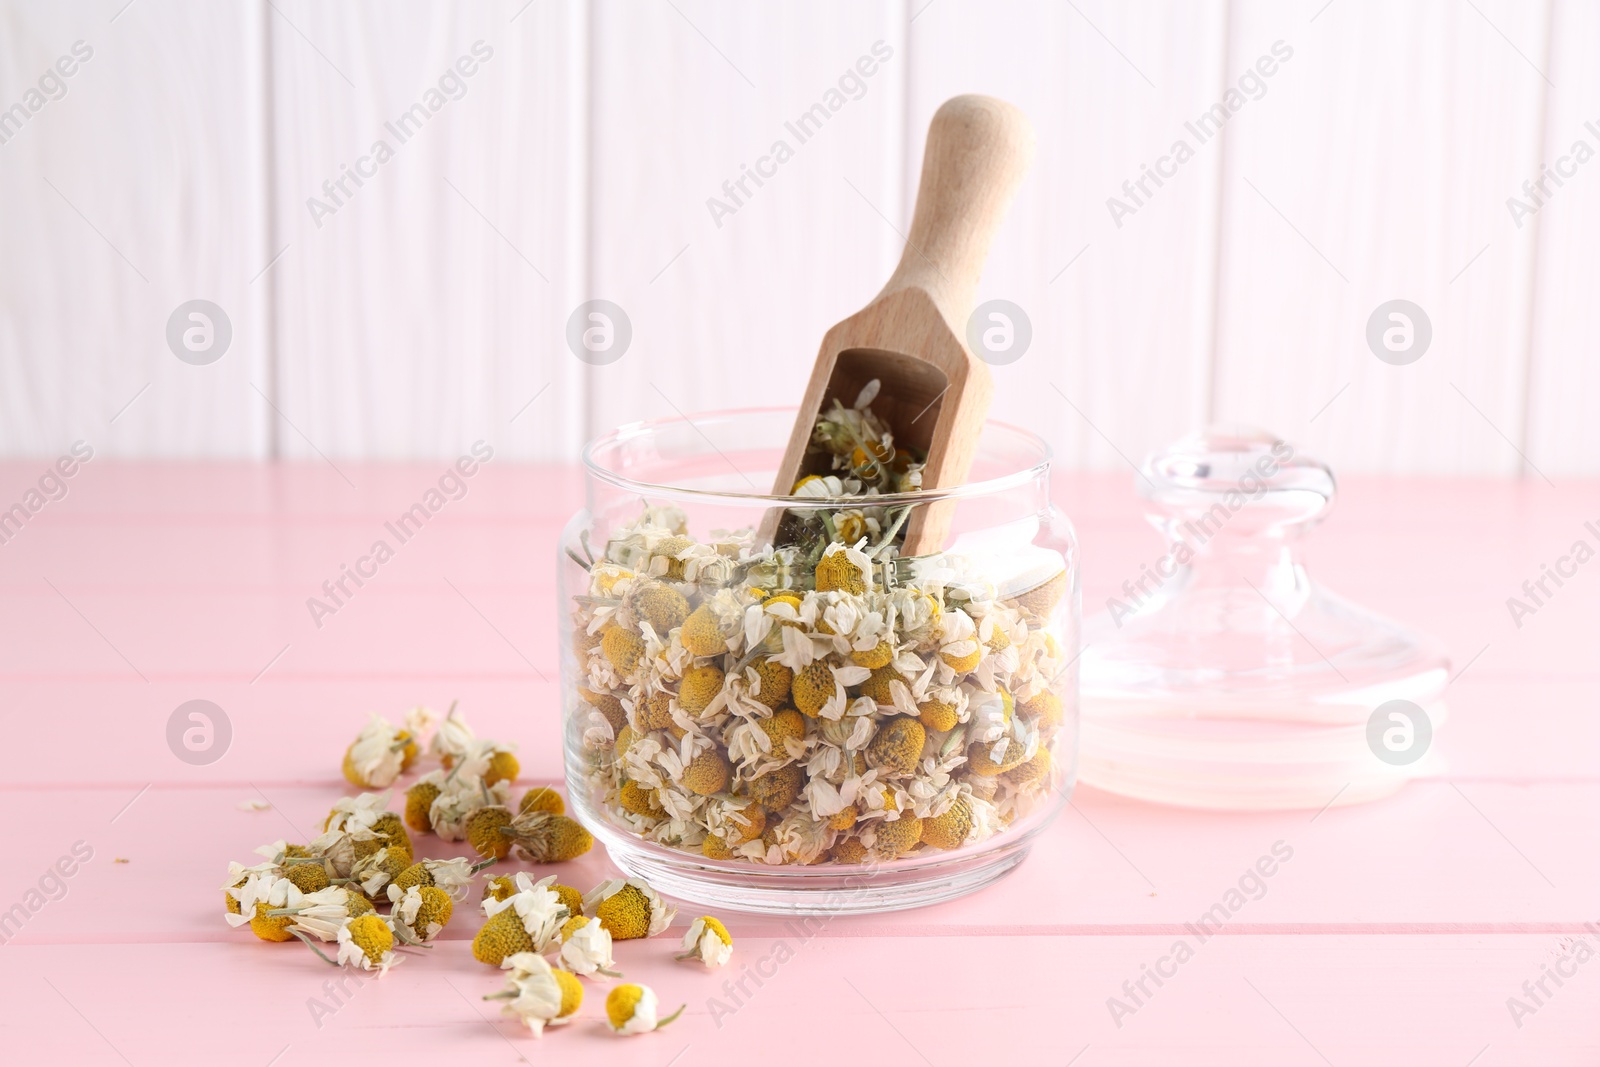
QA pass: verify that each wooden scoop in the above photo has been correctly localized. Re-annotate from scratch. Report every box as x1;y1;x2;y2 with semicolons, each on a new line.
766;94;1036;556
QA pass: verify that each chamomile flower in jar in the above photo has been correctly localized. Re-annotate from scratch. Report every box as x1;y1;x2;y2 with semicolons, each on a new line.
485;953;582;1036
605;984;685;1036
675;916;733;968
560;397;1078;911
556;914;620;977
583;878;675;941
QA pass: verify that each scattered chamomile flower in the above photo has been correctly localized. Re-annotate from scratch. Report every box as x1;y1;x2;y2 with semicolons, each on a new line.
404;773;445;834
428;700;472;767
473;873;570;965
605;984;685;1036
386;855;495;903
324;791;391;835
531;874;585;918
675;916;733;968
557;914;620;977
467;737;521;787
334;914;400;975
392;884;454;944
583;878;676;941
342;707;437;789
431;773;512;842
481;874;517;905
269;886;371;942
507;811;594;864
485;952;582;1036
465;803;516;861
519;786;565;817
352;846;412;897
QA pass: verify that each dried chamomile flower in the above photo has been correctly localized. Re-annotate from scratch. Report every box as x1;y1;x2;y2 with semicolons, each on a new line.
581;688;629;734
1003;746;1053;788
618;779;663;817
872;815;923;859
465;803;517;860
335;914;399;974
519;786;565;817
352;846;412;897
792;661;838;717
814;543;872;595
584;878;675;941
867;717;926;776
747;764;804;811
1018;688;1064;731
677;663;726;715
680;603;730;657
485;952;582;1036
342;706;437;789
270;886;372;942
601;626;645;674
630;581;691;634
405;772;446;833
507;811;594;864
468;738;521;788
392;884;454;944
748;658;794;709
324;791;391;835
557;914;620;977
481;874;517;904
937;610;983;673
830;837;870;864
605;983;685;1035
918;697;960;733
920;794;973;850
431;773;512;842
530;874;585;918
675;916;732;968
385;855;495;903
283;861;332;894
428;700;473;767
680;748;731;796
369;811;412;855
474;874;569;965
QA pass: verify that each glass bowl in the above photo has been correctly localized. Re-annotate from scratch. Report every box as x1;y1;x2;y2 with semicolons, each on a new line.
557;408;1079;914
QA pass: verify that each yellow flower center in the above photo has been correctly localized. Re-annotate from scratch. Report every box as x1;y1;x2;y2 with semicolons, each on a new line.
347;914;393;963
595;885;654;940
606;984;646;1028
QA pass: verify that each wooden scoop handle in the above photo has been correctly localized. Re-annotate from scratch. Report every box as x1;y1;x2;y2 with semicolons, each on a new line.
878;94;1036;333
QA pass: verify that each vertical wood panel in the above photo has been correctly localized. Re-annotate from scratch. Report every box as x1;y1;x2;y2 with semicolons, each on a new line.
1212;0;1549;475
1524;0;1600;479
0;0;271;458
904;0;1229;473
266;0;586;462
585;0;905;452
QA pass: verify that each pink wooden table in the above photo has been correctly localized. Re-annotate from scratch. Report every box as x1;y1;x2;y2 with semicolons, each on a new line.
1;461;1595;1065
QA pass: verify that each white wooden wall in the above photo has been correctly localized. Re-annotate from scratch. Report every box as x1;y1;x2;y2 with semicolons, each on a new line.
0;0;1589;475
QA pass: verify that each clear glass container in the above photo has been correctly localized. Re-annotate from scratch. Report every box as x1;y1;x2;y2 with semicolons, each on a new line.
558;408;1079;914
1080;427;1450;810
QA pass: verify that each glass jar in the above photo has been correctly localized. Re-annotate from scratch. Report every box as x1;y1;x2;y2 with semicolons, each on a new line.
557;408;1078;914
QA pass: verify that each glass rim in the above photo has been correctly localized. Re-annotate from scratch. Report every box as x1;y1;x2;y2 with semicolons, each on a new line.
581;405;1053;505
